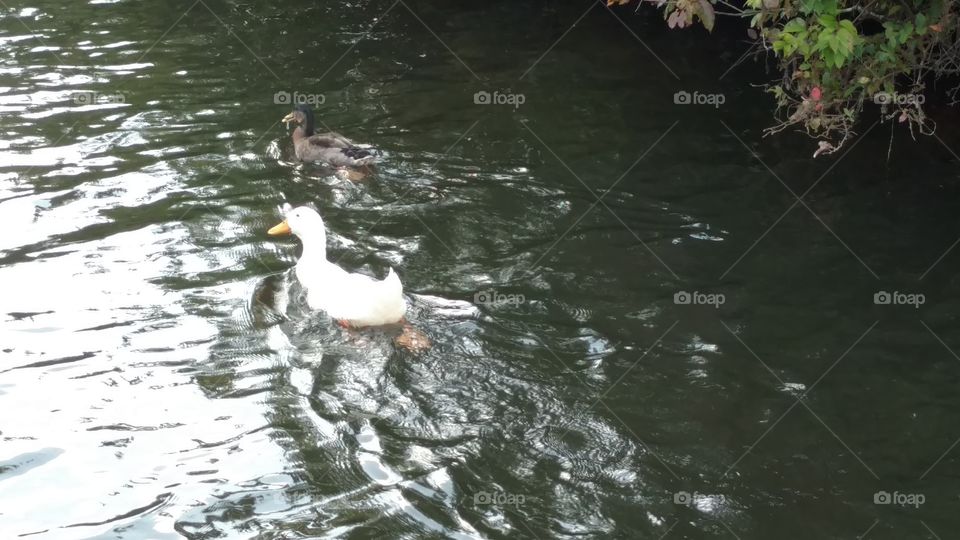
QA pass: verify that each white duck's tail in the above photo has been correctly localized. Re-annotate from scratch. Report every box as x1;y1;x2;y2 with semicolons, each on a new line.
383;267;403;297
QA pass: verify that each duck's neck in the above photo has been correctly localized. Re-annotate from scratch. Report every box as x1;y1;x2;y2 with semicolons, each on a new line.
292;125;309;143
302;110;315;136
297;228;327;265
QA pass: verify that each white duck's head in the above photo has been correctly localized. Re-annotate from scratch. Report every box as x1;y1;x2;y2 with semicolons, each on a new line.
267;205;327;259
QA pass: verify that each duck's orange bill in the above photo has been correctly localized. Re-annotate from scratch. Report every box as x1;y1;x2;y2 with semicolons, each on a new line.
268;220;291;236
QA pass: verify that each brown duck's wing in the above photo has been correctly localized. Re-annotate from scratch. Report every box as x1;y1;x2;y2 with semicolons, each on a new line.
295;137;376;167
306;132;354;148
322;147;374;167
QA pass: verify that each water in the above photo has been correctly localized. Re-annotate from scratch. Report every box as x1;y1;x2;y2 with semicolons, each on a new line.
3;1;960;538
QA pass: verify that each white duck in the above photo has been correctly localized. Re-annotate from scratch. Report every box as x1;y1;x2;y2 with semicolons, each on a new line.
267;205;406;327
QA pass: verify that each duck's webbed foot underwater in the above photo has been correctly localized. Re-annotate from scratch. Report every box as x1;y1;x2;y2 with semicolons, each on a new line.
334;318;429;353
394;321;431;353
335;168;370;182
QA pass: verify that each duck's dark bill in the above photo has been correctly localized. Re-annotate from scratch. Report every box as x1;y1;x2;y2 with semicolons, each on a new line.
268;221;291;236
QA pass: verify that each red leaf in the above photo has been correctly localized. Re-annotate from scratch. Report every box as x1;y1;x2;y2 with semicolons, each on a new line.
668;10;680;28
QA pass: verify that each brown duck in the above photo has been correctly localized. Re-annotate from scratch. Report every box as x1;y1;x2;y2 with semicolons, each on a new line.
281;105;376;168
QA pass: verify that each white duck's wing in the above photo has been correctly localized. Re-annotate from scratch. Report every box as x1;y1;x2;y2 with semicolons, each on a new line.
302;264;405;326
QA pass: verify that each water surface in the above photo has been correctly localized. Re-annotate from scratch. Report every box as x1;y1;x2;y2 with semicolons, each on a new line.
3;1;960;538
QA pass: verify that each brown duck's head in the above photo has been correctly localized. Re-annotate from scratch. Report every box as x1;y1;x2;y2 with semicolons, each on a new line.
281;105;315;135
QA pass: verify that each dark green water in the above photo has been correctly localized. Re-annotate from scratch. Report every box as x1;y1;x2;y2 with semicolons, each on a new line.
3;1;960;538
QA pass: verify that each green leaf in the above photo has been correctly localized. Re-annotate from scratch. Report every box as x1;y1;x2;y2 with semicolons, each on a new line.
900;22;915;42
783;18;807;34
816;30;833;52
829;32;842;53
837;28;855;54
783;40;796;57
821;47;834;66
883;22;896;41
